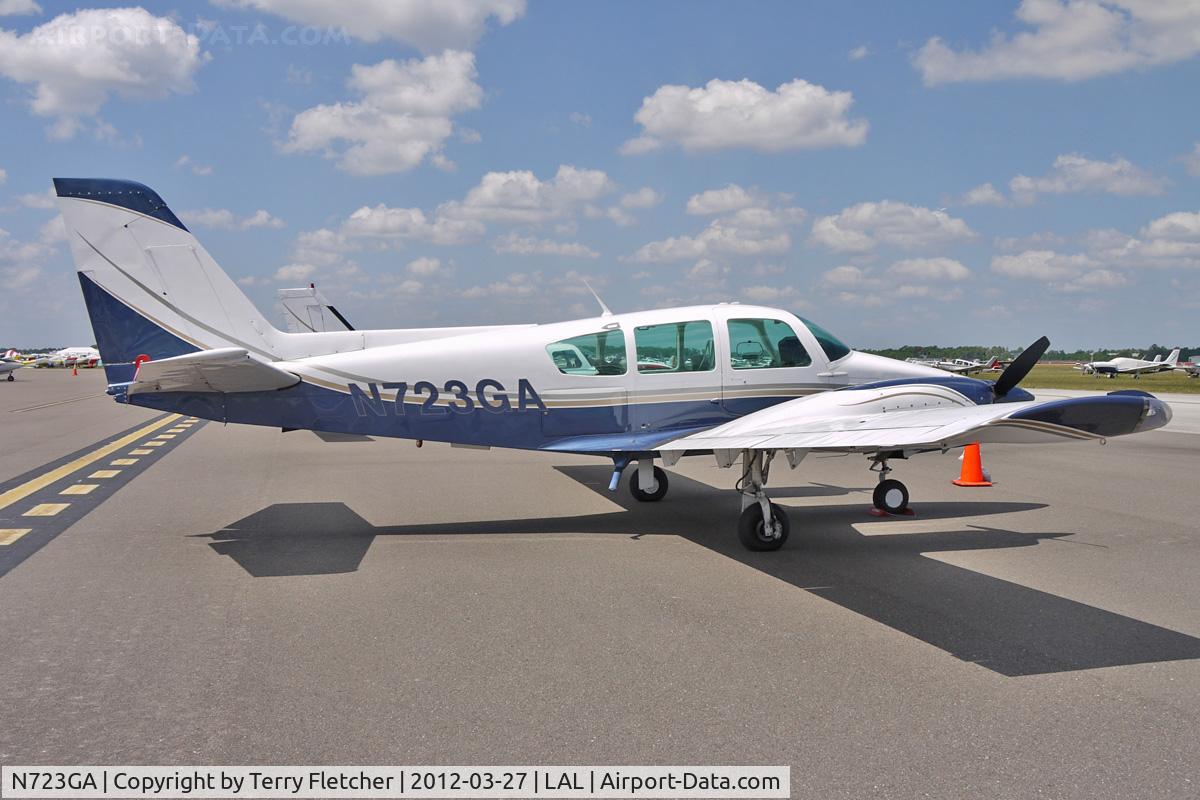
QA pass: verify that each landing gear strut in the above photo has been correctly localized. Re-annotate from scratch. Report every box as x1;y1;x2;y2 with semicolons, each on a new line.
737;450;789;551
870;456;910;515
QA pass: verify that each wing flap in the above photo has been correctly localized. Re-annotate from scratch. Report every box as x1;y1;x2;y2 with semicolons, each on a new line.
127;347;299;396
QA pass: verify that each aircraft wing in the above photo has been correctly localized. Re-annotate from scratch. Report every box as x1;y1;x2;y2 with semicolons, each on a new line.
657;387;1169;454
127;348;300;396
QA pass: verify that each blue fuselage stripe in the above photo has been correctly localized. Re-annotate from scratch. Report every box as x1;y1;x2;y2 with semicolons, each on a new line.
125;381;795;453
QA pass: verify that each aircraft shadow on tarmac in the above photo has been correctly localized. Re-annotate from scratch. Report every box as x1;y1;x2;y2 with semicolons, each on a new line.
196;465;1200;677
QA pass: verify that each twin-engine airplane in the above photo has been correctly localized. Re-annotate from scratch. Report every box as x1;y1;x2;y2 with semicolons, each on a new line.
1078;349;1180;378
56;179;1172;550
905;356;1002;375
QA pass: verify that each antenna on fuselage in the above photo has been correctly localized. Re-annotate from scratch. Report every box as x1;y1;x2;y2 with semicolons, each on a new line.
584;280;613;317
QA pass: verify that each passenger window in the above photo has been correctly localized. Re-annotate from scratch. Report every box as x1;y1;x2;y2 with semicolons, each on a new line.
728;318;812;369
546;330;627;375
634;320;715;373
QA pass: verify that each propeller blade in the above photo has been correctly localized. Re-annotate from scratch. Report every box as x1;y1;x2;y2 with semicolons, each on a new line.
994;335;1050;397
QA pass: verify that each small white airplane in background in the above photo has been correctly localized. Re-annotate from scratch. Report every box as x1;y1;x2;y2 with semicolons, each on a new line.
906;357;1003;375
1077;349;1180;378
278;284;354;334
53;178;1173;550
1;351;23;381
1175;357;1200;378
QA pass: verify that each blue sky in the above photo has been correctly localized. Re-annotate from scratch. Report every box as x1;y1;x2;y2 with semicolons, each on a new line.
1;0;1198;349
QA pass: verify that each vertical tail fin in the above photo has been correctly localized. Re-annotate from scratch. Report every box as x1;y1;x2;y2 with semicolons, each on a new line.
54;178;282;383
1166;348;1181;366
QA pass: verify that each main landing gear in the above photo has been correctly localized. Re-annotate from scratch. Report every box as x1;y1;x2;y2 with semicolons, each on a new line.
628;460;669;502
869;455;911;515
737;450;789;551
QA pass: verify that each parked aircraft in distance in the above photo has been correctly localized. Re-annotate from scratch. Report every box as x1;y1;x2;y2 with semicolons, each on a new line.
905;357;1002;375
34;346;101;368
55;179;1172;550
1077;349;1180;378
1175;357;1200;378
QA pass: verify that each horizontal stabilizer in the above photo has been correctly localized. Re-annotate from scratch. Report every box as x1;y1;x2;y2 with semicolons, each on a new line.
127;348;299;396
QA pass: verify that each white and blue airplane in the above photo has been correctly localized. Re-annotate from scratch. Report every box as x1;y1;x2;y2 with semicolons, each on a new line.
55;179;1172;550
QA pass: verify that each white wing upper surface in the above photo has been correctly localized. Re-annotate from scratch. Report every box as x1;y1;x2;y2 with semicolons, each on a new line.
659;383;1170;453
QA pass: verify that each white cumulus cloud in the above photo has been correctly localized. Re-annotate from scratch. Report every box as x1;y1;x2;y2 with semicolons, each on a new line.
619;187;663;209
174;155;213;176
915;0;1200;84
284;51;482;175
0;1;41;16
0;7;207;138
342;204;483;245
961;182;1008;206
182;208;285;230
888;257;971;281
1010;153;1166;203
809;201;974;252
1184;142;1200;177
492;233;599;259
629;202;804;263
622;77;867;154
1140;210;1200;241
274;263;315;282
686;184;761;215
992;249;1096;280
441;164;613;223
214;0;525;51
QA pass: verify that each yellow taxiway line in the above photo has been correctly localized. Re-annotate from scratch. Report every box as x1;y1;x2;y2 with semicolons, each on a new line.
0;414;180;513
0;529;32;545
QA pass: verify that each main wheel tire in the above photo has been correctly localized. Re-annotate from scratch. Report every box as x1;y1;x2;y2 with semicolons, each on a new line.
872;478;909;514
6;373;13;381
737;502;790;551
629;465;669;502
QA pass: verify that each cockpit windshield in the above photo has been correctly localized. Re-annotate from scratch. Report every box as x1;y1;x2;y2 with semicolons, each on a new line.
799;316;851;362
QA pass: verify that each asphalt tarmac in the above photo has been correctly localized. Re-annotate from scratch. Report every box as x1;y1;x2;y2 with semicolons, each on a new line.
1;369;1198;799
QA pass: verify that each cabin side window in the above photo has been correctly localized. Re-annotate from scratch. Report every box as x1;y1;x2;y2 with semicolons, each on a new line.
545;330;627;375
634;320;715;374
727;318;812;370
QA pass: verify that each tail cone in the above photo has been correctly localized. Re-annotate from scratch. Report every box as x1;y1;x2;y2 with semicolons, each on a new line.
953;442;992;487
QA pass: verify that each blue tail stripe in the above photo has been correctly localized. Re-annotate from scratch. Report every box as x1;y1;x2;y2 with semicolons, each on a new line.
78;272;199;384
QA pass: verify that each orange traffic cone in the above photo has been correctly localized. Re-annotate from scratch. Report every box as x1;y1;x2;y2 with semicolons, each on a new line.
953;442;992;487
71;364;78;376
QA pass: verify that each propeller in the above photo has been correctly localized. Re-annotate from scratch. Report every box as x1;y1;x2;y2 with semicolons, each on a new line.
993;335;1050;398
